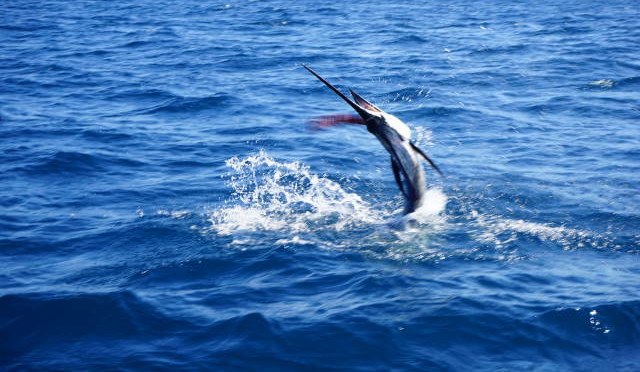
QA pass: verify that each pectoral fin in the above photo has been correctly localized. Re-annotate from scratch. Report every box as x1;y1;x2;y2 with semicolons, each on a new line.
310;114;365;130
391;157;409;199
410;141;444;177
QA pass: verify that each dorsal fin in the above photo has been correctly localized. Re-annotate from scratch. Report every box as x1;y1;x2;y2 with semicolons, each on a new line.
390;157;409;199
410;141;444;177
349;89;382;113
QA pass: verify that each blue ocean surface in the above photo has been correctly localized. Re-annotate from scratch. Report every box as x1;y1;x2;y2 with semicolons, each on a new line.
2;0;639;370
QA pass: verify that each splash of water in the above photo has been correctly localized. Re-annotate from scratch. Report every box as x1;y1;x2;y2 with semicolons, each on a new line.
202;150;608;261
208;150;382;236
412;125;434;148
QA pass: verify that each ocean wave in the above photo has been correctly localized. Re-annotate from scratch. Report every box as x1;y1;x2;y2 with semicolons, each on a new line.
13;151;145;176
538;300;640;343
137;94;235;115
470;43;529;55
0;290;192;368
104;87;177;102
0;22;59;32
78;128;137;142
0;291;188;341
3;288;636;371
391;35;429;45
400;105;474;118
615;76;640;89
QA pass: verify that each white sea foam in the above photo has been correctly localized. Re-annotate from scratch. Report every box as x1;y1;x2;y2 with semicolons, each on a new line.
387;187;449;233
588;79;614;88
156;209;191;219
412;125;434;147
206;150;453;242
469;209;591;250
202;150;605;261
207;150;382;236
413;188;448;220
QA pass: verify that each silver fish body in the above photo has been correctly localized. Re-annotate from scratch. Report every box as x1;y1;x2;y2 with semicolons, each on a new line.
304;65;442;215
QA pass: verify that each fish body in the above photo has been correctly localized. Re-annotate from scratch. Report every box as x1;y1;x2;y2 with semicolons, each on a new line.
304;65;442;215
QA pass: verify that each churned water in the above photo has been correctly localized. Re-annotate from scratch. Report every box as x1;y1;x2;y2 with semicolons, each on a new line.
2;0;639;370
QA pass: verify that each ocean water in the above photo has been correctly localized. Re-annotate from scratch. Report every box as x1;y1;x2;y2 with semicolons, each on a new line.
1;0;639;370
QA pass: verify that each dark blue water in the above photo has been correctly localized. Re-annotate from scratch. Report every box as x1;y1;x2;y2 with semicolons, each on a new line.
2;1;640;370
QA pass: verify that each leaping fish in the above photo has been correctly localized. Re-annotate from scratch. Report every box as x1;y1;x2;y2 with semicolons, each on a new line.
303;65;443;215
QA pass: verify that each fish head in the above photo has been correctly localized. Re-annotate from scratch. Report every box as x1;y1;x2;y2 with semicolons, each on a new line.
349;89;411;139
302;65;379;120
302;65;411;139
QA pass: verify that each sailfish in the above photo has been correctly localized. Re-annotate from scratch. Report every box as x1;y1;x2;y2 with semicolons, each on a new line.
303;65;443;215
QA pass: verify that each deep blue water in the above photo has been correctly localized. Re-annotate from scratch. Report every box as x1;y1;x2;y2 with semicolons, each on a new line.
2;0;640;370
